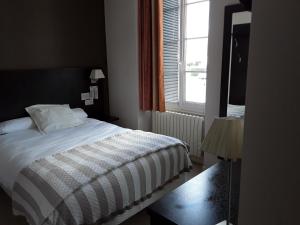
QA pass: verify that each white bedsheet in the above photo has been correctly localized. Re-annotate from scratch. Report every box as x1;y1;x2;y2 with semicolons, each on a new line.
0;118;129;194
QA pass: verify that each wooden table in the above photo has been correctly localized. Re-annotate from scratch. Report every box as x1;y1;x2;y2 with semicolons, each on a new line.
148;161;241;225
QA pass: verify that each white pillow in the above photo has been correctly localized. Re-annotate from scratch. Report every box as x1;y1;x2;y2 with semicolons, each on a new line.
26;106;88;119
26;104;69;110
72;108;88;119
26;105;84;133
0;117;36;135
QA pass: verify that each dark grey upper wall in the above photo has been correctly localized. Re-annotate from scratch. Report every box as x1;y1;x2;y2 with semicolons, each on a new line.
0;0;107;70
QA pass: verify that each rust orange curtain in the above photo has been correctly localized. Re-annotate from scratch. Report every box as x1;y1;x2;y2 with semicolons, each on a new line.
138;0;165;112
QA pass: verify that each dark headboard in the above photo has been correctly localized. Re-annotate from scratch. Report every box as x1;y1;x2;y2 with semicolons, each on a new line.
0;68;109;122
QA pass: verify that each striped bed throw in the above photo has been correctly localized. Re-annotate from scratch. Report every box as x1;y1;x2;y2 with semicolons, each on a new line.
12;130;192;225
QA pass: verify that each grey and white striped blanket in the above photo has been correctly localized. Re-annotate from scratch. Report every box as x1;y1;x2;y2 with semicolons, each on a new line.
12;130;191;225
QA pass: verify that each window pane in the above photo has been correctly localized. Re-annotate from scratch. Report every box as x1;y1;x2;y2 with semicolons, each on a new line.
185;72;206;103
186;1;210;38
185;38;208;72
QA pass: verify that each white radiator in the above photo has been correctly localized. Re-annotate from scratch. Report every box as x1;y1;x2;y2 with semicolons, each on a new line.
152;111;204;159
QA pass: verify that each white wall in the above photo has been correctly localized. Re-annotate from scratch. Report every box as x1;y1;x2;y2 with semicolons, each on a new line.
104;0;139;129
105;0;152;130
204;0;239;167
238;0;300;224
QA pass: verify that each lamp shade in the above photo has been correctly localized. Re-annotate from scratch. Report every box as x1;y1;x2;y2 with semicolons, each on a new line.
90;69;105;80
200;117;244;161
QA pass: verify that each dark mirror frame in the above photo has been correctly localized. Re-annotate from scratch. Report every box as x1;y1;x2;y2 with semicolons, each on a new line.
219;4;249;117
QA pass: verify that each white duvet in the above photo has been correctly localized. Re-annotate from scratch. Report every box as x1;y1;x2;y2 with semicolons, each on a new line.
0;118;129;195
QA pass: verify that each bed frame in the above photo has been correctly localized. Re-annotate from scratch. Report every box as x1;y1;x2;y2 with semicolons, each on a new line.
0;68;109;122
103;174;188;225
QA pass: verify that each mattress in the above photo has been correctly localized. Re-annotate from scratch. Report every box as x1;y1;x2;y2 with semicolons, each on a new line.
0;118;191;225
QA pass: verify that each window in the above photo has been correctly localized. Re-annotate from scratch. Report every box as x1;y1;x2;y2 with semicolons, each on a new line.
163;0;210;114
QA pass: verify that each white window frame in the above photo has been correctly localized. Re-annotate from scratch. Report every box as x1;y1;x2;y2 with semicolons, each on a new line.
166;0;209;115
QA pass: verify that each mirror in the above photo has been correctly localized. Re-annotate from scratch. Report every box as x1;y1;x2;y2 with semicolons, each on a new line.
219;5;252;118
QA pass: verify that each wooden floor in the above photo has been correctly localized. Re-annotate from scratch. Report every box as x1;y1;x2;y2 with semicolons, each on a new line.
0;164;202;225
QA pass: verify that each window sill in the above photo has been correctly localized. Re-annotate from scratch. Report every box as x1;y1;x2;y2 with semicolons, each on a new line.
166;102;205;117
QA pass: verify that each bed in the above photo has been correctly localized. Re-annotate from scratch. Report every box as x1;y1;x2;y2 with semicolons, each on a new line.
0;118;192;225
0;69;192;225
